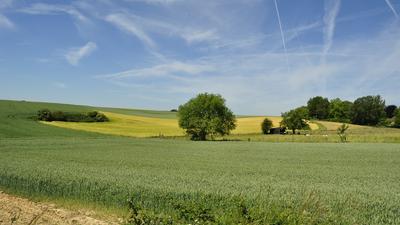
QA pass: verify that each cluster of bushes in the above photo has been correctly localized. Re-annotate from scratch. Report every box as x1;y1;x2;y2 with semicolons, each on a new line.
37;109;109;122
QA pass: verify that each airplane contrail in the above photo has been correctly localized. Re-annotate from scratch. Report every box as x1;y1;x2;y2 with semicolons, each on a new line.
385;0;399;18
322;0;341;64
273;0;289;72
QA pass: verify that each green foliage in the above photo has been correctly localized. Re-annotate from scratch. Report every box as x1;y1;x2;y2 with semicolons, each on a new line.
394;109;400;128
307;96;330;119
281;107;310;134
385;105;397;119
351;95;386;125
178;93;236;140
37;109;52;121
337;123;349;143
261;118;273;134
328;98;352;122
36;109;109;122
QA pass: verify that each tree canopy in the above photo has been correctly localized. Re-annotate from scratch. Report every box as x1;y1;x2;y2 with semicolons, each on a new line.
351;95;386;125
385;105;397;119
394;109;400;128
280;107;309;134
178;93;236;140
329;98;353;122
261;118;273;134
307;96;330;119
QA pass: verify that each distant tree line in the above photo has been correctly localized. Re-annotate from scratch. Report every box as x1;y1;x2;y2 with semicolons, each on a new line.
280;95;399;133
37;109;109;122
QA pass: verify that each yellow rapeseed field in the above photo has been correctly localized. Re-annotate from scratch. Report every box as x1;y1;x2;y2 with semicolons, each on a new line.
43;112;319;137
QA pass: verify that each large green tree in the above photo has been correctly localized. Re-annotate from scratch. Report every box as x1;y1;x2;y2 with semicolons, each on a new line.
351;95;386;125
307;96;330;119
280;107;310;134
394;109;400;128
178;93;236;140
328;98;353;122
384;105;397;118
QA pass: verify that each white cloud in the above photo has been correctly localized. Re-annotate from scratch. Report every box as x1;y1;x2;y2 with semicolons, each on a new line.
19;3;89;23
53;82;67;89
181;29;219;44
105;13;156;48
65;42;97;66
99;61;214;79
322;0;341;63
0;14;14;29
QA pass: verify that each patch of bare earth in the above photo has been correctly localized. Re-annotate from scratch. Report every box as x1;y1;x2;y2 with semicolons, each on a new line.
0;191;120;225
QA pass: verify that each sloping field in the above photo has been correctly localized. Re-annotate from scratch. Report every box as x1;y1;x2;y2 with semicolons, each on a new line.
42;112;185;137
42;112;320;137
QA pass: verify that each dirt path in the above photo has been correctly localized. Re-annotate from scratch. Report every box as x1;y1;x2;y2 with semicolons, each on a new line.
0;191;121;225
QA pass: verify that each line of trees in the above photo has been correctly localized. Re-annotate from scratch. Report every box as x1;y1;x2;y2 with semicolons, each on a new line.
176;93;400;140
280;95;399;133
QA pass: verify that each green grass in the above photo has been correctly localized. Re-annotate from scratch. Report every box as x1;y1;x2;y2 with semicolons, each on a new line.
1;100;400;224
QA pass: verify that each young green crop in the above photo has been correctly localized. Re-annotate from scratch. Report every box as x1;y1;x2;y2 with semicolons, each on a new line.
0;137;399;224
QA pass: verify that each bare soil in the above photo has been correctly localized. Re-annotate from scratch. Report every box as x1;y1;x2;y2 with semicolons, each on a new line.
0;191;120;225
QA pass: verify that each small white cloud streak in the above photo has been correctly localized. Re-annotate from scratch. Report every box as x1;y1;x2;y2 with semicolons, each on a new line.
19;3;89;23
0;14;14;29
53;82;67;89
98;61;214;79
322;0;341;63
384;0;399;18
105;13;156;48
181;29;219;44
65;42;97;66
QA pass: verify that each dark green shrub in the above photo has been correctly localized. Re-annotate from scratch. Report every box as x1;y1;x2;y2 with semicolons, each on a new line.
36;110;108;122
51;111;66;121
87;111;99;118
37;109;52;121
94;112;109;122
261;118;273;134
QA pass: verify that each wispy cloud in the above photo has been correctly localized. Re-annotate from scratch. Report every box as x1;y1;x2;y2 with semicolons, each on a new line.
105;13;156;48
65;42;97;66
98;60;214;79
19;3;89;23
0;14;14;29
384;0;399;19
181;29;219;44
322;0;341;63
53;82;67;89
0;0;13;9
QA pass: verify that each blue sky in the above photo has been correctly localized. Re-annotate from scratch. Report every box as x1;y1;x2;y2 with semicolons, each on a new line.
0;0;399;115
